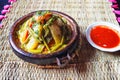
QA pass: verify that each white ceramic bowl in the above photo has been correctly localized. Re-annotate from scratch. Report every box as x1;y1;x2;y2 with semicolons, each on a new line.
86;22;120;52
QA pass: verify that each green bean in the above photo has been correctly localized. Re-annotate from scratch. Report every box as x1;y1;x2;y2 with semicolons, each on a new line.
41;36;50;51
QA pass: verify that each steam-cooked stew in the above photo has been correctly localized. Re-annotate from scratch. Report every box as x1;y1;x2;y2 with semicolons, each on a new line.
17;11;71;54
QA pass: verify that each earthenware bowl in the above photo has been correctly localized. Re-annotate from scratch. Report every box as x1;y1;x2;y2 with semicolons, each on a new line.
9;10;79;67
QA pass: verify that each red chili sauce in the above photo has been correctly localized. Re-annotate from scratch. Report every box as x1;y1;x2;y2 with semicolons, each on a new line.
90;25;120;48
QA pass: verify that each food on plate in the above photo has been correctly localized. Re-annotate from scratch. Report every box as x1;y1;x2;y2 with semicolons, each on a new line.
17;11;72;54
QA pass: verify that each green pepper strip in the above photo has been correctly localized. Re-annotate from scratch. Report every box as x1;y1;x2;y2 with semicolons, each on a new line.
43;16;57;37
44;16;57;27
51;36;64;51
41;36;50;51
27;27;42;43
28;26;50;51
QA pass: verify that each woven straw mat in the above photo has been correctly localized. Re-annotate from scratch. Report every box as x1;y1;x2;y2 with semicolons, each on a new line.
0;0;120;80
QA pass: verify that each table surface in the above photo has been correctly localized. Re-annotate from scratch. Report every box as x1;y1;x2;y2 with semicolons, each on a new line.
0;0;120;80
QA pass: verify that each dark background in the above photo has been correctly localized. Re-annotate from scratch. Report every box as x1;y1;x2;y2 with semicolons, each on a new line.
0;0;9;12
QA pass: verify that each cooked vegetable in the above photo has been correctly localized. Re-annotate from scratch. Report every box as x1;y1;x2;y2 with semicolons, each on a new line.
20;30;29;44
26;37;39;50
49;22;62;44
51;36;64;51
28;44;45;54
17;11;71;54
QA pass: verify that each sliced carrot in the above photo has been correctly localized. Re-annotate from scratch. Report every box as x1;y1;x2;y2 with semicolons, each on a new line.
44;13;52;21
37;13;52;24
22;30;29;43
28;21;34;28
38;16;45;24
37;16;42;22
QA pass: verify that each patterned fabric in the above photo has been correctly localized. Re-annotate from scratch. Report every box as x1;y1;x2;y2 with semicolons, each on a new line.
0;0;16;28
109;0;120;24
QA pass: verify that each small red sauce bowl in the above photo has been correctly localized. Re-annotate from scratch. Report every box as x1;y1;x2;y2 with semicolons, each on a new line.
86;22;120;52
9;10;79;66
